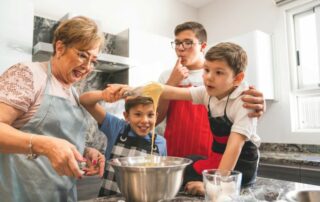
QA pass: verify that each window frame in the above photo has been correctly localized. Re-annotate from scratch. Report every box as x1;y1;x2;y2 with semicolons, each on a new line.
286;1;320;132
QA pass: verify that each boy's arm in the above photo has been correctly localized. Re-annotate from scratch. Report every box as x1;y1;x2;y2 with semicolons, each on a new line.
242;86;265;118
156;59;189;124
156;85;196;124
80;91;106;125
218;132;246;170
80;84;127;125
161;85;192;100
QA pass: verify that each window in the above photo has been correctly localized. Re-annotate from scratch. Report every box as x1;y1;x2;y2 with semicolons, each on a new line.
294;7;320;89
287;2;320;132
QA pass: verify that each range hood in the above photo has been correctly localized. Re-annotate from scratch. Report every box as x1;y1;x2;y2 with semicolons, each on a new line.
32;42;130;72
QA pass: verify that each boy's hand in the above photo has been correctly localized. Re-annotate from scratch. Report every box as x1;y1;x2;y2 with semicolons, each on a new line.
102;84;130;102
166;57;189;86
184;181;205;196
241;86;265;118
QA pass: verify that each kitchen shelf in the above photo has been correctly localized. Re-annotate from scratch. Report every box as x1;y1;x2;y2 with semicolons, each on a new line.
32;42;130;72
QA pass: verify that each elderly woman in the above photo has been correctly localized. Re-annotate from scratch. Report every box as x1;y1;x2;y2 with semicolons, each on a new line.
0;16;106;201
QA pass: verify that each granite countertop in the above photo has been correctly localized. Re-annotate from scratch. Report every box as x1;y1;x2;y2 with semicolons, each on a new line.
260;151;320;166
259;143;320;167
81;177;320;202
241;177;320;201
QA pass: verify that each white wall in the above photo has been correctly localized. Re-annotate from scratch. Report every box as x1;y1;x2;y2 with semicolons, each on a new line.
32;0;194;86
199;0;320;144
1;0;195;86
33;0;198;38
0;0;34;74
199;0;280;46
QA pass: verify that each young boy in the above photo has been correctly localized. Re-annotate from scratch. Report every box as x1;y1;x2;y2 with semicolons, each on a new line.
159;42;261;195
80;90;167;196
157;21;265;160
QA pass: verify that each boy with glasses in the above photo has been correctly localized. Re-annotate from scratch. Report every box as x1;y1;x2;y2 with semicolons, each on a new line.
156;21;264;170
159;42;260;195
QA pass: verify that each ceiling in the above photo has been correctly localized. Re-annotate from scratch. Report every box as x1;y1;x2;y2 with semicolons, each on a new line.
177;0;215;8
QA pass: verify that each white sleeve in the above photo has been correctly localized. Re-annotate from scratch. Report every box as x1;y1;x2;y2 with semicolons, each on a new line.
189;86;207;105
230;98;261;147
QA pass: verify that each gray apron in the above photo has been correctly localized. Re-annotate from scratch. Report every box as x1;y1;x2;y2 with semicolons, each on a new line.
0;62;88;202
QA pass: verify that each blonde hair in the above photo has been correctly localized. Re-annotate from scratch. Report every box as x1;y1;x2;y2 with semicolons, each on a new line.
52;16;105;54
205;42;247;75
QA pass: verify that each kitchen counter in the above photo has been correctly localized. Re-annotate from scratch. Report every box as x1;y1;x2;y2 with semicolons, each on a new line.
258;143;320;185
260;151;320;167
79;177;320;202
259;143;320;166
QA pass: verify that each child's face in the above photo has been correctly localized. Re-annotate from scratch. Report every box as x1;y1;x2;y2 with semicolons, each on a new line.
202;60;243;99
174;30;206;67
124;104;156;137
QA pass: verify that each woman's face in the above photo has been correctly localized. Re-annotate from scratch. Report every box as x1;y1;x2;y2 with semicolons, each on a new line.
55;41;100;86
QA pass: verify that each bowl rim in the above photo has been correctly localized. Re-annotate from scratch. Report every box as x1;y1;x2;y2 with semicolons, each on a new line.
108;156;192;169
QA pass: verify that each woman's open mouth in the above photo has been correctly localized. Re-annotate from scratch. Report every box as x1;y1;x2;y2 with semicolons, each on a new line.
72;69;84;79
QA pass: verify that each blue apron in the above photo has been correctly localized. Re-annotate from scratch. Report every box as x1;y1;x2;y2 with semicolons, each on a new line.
0;62;88;202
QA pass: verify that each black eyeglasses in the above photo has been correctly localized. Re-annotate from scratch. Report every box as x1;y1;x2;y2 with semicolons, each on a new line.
171;40;201;49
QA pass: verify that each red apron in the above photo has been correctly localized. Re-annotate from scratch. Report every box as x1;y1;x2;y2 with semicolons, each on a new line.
164;98;214;158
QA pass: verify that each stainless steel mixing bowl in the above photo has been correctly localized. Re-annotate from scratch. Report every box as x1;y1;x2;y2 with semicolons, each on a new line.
108;156;192;202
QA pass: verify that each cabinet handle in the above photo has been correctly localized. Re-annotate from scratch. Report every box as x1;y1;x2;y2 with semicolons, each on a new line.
296;50;300;66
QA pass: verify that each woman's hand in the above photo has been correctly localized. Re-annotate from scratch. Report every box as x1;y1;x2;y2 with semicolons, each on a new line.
184;181;205;196
35;136;85;179
82;147;105;177
241;86;265;118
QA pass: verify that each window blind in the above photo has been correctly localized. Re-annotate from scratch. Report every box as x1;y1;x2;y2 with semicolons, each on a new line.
274;0;298;6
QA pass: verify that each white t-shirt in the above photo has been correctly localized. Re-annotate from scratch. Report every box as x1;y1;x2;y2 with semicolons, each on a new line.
189;82;261;147
158;68;204;87
0;62;77;128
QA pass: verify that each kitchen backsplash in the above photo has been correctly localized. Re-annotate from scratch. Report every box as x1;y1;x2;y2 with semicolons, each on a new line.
33;16;117;54
33;16;57;48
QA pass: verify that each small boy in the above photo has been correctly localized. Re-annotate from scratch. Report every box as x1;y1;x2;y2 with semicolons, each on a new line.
159;42;261;194
80;90;167;196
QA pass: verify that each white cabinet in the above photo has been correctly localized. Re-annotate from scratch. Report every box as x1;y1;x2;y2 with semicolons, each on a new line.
129;29;176;86
223;30;275;99
0;0;34;74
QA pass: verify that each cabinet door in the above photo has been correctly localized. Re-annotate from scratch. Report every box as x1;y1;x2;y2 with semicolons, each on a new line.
300;165;320;186
258;162;301;182
222;30;275;99
129;29;176;86
0;0;33;73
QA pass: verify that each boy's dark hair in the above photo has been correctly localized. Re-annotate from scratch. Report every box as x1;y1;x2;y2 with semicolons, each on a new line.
125;96;154;113
205;42;248;75
174;22;207;43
